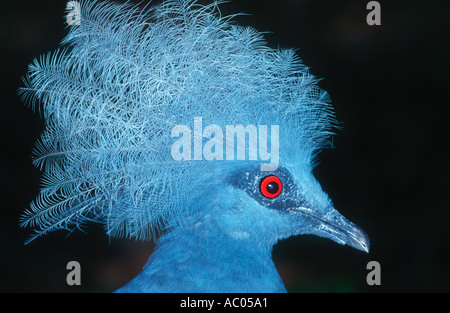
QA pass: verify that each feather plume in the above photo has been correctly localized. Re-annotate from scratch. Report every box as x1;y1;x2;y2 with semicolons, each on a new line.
19;0;337;243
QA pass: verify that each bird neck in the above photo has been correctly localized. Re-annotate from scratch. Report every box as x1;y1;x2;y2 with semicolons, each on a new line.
116;207;287;292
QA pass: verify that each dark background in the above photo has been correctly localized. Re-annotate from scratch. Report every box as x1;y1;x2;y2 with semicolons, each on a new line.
1;0;449;292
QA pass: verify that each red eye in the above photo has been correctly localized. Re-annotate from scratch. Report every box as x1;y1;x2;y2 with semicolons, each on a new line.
260;175;282;199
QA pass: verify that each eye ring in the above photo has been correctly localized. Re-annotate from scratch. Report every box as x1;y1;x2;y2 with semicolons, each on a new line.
260;175;282;199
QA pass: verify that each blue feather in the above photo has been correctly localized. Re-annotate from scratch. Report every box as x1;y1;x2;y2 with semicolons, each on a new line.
20;0;337;243
20;0;367;292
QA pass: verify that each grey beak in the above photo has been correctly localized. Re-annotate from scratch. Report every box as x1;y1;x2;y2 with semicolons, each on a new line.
289;206;370;253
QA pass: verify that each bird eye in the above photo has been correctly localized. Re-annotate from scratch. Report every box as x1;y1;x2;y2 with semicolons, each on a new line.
260;175;282;199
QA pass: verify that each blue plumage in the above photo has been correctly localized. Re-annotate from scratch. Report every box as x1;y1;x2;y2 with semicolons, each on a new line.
20;0;369;292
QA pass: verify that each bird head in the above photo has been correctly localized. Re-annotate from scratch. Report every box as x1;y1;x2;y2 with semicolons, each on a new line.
217;163;369;252
20;0;368;253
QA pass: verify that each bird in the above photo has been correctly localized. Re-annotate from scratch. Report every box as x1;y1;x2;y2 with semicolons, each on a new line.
19;0;369;292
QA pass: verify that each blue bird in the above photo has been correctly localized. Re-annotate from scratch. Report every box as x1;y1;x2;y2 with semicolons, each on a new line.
19;0;369;292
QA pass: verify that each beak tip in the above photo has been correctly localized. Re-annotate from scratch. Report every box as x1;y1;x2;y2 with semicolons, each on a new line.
350;227;370;253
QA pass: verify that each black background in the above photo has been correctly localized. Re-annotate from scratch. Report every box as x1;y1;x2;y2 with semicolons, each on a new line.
1;0;449;293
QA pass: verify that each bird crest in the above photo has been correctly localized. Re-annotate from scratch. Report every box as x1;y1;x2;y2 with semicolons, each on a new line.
19;0;338;243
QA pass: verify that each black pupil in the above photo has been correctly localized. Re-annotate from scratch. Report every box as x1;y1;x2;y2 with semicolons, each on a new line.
266;181;279;194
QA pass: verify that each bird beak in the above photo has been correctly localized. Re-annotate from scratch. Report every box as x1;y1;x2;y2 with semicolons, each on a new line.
288;206;370;253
